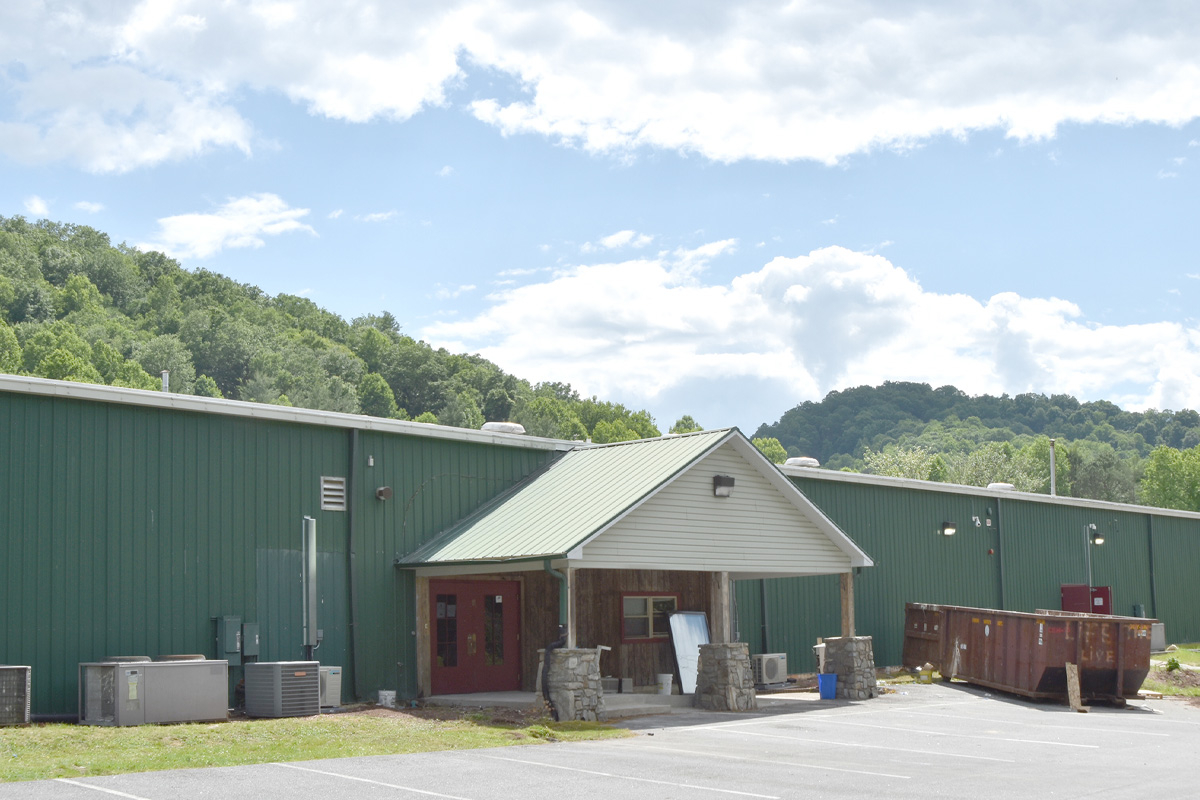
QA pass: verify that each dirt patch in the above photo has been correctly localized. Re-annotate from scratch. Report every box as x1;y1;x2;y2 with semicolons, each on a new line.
1152;666;1200;690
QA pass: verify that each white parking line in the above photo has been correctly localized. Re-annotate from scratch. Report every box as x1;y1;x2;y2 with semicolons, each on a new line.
681;699;984;732
806;717;1100;748
478;754;780;798
626;743;912;779
53;779;153;800
272;763;475;799
693;726;1016;763
895;709;1171;736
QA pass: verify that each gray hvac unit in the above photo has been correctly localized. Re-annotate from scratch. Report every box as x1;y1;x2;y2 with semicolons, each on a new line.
79;658;228;726
751;653;788;685
0;666;32;726
244;661;320;718
319;666;342;708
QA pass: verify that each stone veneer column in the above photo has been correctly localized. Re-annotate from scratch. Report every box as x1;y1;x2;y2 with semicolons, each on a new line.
546;648;604;721
694;642;758;711
822;636;878;700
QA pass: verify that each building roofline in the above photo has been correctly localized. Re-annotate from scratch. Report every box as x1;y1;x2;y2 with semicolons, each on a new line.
0;374;573;451
779;463;1200;521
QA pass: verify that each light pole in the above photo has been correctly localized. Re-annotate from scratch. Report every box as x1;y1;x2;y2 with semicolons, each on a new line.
1084;523;1104;588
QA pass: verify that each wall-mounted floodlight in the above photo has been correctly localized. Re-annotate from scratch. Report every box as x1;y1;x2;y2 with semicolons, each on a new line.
713;475;735;497
1090;530;1105;546
940;522;957;536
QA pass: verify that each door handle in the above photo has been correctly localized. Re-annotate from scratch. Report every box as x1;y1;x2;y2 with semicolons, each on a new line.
467;633;477;656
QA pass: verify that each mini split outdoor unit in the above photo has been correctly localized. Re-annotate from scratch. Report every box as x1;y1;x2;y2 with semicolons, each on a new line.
319;666;342;708
245;661;320;717
0;666;32;726
751;653;788;685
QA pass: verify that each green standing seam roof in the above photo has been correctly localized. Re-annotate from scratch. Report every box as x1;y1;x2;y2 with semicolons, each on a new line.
396;428;736;565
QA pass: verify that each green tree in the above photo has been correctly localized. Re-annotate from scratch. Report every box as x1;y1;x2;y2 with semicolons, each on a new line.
358;372;400;419
670;415;704;434
110;360;160;391
593;419;640;444
515;396;588;440
37;348;103;384
752;437;788;464
439;391;485;430
0;321;20;373
413;411;439;424
1140;446;1200;511
483;387;514;422
192;374;223;398
57;274;103;316
134;334;196;394
862;445;937;479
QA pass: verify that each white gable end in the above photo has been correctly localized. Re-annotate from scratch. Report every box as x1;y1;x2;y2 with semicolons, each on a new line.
579;441;854;578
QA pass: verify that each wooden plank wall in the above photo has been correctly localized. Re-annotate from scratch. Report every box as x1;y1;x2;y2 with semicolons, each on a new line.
575;569;713;687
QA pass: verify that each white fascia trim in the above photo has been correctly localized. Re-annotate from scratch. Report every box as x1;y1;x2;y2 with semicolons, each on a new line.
781;463;1200;522
0;374;571;452
729;435;874;568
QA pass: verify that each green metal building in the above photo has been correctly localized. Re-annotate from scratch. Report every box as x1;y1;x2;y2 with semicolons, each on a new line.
3;375;1198;715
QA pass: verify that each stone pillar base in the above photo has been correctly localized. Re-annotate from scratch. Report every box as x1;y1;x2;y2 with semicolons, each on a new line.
695;643;757;712
823;636;878;700
546;648;604;721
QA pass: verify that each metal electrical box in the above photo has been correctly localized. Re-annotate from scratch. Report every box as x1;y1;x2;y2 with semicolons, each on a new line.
319;666;342;708
79;659;228;726
242;622;260;658
215;616;242;666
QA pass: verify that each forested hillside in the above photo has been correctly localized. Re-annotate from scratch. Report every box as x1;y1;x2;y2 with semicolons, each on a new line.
755;381;1200;509
0;216;663;442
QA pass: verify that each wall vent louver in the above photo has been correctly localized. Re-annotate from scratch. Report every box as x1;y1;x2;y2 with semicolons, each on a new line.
320;476;347;511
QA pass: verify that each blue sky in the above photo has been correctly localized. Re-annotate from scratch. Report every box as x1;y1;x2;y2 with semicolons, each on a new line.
4;2;1200;432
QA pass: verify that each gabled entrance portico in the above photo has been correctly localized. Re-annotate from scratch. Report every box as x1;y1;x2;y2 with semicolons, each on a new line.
398;429;873;697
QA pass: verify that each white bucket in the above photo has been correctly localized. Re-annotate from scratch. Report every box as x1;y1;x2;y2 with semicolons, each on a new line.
657;673;673;695
378;690;396;708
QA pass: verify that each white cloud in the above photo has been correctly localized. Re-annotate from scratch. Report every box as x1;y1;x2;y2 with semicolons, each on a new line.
423;245;1200;423
139;193;316;259
1158;169;1179;179
24;195;48;215
328;209;344;219
74;201;104;213
581;229;654;252
360;211;397;223
437;165;454;177
10;3;1200;171
434;284;476;300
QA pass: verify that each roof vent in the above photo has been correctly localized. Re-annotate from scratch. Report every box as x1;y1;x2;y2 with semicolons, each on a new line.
986;482;1015;491
784;457;820;468
481;422;526;435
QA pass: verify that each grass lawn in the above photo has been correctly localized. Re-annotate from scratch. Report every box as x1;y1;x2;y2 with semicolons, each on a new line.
0;705;629;784
1151;646;1200;668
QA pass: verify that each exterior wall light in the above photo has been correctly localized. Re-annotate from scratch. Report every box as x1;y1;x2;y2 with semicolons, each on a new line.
1090;531;1104;546
713;475;735;497
940;522;957;536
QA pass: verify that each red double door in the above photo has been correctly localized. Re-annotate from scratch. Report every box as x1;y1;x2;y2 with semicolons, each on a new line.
430;579;521;694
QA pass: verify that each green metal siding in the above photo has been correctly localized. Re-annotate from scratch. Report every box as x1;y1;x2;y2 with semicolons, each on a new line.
0;390;553;714
746;477;1198;671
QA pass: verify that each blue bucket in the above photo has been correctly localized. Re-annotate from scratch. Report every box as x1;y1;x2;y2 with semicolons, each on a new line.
818;673;838;700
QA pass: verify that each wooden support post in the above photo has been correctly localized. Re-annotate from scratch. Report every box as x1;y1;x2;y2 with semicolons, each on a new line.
840;572;855;638
710;572;731;643
415;576;431;698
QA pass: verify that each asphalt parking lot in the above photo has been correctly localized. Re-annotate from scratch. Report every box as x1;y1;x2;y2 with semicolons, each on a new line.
6;682;1197;799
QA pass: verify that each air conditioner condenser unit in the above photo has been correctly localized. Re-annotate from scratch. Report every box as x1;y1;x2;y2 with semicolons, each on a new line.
0;666;31;726
245;661;320;718
751;653;788;686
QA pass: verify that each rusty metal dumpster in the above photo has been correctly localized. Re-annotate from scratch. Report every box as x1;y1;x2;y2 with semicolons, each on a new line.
903;603;1155;702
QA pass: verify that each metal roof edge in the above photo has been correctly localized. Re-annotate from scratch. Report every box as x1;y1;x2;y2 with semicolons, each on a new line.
394;553;560;569
779;463;1200;522
0;373;572;452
